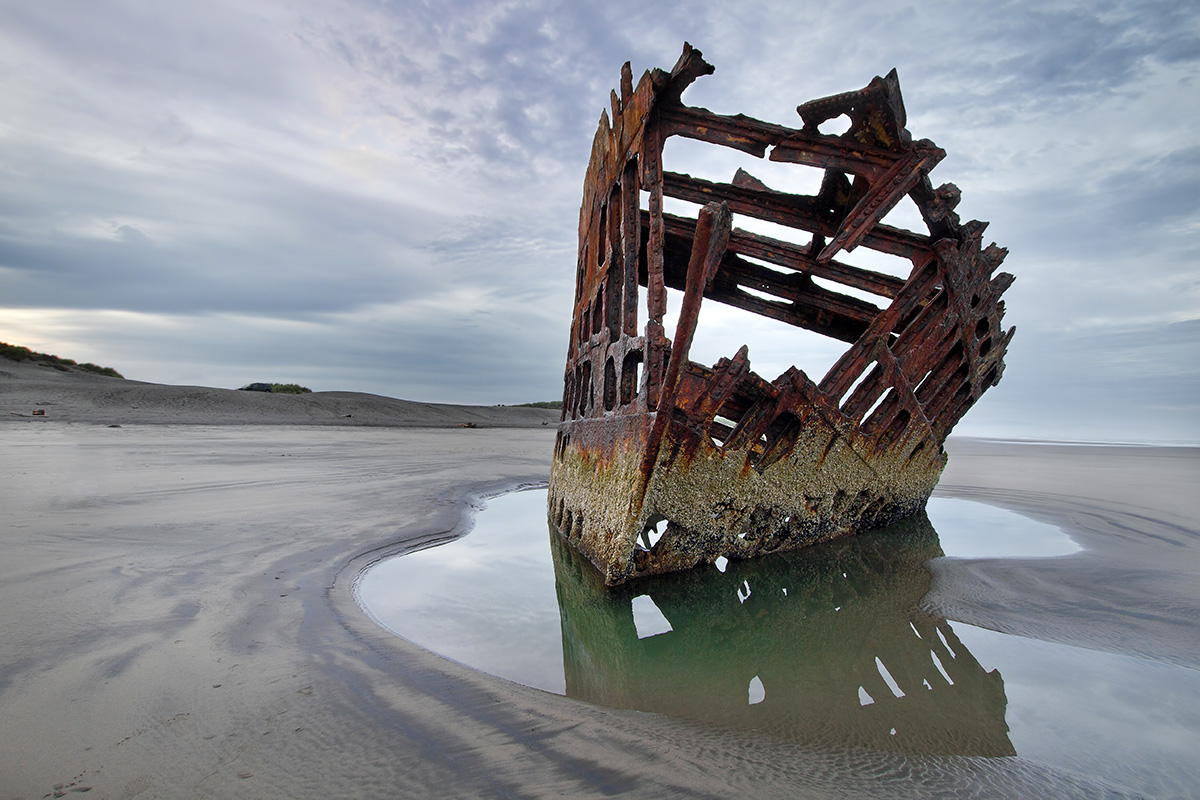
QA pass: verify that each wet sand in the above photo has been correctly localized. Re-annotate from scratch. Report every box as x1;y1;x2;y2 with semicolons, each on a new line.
1;363;1196;798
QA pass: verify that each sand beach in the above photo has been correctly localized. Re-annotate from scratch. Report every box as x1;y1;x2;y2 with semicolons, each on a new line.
2;360;1197;798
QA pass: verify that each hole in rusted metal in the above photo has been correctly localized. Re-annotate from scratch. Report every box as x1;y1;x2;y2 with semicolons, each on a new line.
638;517;667;551
591;288;603;336
817;113;852;136
861;387;893;426
709;414;739;448
579;362;592;416
603;357;617;412
839;362;877;409
739;283;786;304
620;350;642;406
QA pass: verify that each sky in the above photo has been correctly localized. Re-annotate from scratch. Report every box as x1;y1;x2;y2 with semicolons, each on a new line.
1;0;1197;443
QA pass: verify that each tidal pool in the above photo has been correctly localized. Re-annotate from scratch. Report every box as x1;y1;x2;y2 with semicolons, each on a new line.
357;488;1199;797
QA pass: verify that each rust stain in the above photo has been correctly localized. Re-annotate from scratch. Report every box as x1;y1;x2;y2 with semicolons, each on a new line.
549;43;1014;586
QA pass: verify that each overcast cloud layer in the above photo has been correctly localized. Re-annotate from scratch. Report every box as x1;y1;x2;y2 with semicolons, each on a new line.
2;0;1197;442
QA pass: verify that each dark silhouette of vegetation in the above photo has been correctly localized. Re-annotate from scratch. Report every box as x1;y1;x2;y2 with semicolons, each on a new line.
239;382;312;394
0;341;124;378
515;400;562;409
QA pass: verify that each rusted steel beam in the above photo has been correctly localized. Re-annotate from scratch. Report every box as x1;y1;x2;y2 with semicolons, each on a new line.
550;43;1014;586
658;106;793;158
661;171;936;264
659;211;907;298
815;143;945;262
638;201;734;498
655;223;878;343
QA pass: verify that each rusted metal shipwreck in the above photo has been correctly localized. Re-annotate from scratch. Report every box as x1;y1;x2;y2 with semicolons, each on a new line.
548;44;1013;586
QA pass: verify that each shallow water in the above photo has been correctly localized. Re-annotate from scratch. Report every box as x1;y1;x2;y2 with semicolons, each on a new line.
358;488;1200;797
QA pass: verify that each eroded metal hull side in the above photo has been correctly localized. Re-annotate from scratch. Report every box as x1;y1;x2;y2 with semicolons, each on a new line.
550;44;1013;586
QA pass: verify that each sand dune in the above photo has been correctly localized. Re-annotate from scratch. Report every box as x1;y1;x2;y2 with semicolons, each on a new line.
0;358;559;427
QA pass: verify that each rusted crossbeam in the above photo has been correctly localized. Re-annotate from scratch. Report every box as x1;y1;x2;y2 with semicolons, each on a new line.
659;211;907;297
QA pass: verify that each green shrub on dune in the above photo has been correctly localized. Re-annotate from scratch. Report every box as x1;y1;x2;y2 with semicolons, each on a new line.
0;341;124;378
239;382;312;394
271;383;312;394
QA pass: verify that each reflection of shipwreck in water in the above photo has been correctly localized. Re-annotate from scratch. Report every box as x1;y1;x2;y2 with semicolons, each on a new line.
550;512;1014;755
548;43;1014;585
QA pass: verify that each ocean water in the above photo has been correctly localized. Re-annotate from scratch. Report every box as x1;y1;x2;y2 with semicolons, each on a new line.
357;488;1199;797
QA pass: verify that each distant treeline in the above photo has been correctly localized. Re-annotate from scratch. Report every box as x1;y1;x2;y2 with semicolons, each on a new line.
0;341;124;378
514;400;562;409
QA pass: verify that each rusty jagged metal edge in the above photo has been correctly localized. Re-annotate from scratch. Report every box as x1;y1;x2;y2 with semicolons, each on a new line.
548;43;1014;586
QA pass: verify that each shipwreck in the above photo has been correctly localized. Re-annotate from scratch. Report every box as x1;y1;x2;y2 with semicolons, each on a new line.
548;44;1013;586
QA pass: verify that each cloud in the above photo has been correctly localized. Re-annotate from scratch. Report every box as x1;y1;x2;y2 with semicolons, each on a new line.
1;0;1197;439
968;319;1200;442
